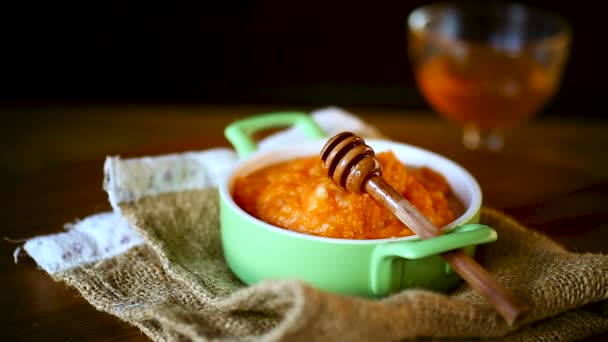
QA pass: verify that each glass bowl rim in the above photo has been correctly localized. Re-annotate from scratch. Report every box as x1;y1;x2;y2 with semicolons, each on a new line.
406;1;572;52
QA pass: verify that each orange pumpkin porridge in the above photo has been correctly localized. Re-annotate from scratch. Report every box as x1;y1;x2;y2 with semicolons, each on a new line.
233;151;463;239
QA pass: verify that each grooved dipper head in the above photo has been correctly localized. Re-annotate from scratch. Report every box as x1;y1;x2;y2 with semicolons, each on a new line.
320;132;382;193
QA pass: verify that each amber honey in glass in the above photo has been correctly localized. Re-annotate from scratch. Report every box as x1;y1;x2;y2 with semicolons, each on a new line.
407;2;571;150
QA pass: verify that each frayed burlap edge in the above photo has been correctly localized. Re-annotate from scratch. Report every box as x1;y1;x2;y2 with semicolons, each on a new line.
54;189;608;341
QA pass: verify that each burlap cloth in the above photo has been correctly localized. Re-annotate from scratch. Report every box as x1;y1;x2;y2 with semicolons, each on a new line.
53;188;608;341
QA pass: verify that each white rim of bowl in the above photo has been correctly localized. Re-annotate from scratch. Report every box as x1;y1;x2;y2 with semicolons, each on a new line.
219;138;482;245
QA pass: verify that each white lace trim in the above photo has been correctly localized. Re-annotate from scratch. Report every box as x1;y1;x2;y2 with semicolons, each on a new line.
23;212;144;274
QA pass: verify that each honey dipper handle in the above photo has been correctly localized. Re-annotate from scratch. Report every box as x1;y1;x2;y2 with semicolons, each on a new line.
441;249;530;325
365;176;529;325
366;177;442;239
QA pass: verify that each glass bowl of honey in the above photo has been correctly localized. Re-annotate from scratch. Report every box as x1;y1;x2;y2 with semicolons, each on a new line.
407;2;571;151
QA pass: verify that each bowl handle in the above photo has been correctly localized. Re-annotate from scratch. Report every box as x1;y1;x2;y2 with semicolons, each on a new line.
225;112;327;158
370;224;497;296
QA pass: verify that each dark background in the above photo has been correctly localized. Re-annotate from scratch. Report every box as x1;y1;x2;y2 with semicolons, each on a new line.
1;0;605;117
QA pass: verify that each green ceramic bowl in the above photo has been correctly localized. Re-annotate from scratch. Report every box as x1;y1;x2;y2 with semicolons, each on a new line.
219;112;497;297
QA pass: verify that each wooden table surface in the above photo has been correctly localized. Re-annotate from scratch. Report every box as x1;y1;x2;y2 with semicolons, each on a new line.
2;105;608;341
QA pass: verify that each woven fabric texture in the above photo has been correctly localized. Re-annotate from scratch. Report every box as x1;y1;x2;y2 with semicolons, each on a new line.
54;189;608;341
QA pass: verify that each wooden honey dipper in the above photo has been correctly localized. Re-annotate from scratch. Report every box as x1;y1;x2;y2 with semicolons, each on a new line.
320;132;529;325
